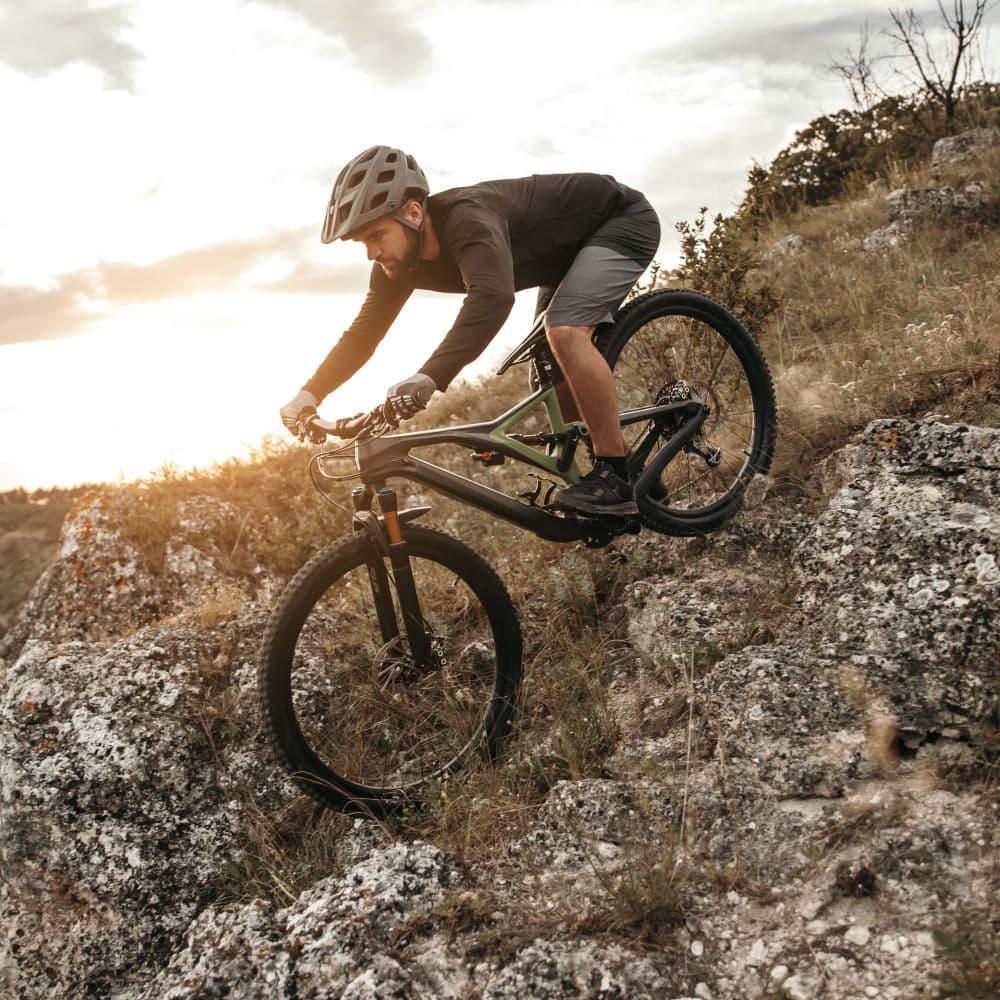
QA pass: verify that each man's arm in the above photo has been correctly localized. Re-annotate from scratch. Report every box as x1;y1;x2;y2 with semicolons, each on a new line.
302;265;413;403
417;210;516;390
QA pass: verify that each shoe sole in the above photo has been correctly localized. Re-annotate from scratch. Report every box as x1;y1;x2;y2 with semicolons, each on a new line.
550;497;639;519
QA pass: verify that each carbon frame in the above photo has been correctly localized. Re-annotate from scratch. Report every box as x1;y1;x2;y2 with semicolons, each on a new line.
333;382;708;544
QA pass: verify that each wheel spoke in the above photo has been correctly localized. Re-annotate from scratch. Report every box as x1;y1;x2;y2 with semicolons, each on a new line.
606;291;775;530
261;527;521;812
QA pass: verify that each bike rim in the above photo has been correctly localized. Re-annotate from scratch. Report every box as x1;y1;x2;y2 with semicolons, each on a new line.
287;547;502;795
614;309;764;516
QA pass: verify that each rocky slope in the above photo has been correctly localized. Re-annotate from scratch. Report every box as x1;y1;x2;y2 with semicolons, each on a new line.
1;416;998;999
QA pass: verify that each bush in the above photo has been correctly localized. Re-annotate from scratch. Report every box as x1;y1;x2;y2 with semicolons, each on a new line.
742;83;1000;219
672;199;782;336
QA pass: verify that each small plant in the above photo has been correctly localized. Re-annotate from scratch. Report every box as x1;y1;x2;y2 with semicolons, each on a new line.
930;915;1000;998
220;795;362;906
673;202;782;336
581;851;686;943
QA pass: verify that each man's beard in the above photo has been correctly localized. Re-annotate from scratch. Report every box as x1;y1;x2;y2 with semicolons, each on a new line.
384;228;422;280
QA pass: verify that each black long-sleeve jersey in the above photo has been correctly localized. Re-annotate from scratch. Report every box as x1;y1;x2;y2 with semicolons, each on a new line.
302;172;637;400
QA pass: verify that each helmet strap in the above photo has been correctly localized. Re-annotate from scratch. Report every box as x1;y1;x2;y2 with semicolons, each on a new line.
397;196;428;271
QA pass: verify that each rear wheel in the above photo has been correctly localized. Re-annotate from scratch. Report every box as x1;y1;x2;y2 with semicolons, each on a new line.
600;288;777;535
258;525;522;815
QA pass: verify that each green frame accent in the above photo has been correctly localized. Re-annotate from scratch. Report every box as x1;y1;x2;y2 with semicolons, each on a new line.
486;385;585;484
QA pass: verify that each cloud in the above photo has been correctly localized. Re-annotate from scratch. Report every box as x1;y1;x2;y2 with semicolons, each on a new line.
248;0;434;81
641;10;882;71
0;272;102;346
0;228;370;346
97;229;311;303
0;1;140;91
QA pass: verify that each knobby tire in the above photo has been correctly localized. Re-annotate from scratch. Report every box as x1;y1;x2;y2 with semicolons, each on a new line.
258;524;522;815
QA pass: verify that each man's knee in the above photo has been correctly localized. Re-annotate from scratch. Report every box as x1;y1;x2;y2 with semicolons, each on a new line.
546;324;595;353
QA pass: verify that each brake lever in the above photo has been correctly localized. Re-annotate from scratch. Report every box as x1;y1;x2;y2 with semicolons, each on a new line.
296;415;327;445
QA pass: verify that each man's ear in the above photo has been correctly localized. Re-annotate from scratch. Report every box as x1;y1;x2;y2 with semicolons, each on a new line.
402;199;423;226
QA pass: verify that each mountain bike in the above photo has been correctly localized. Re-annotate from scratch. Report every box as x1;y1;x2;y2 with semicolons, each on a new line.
258;288;777;815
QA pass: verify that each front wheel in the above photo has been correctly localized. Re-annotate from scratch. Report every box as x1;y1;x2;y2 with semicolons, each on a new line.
600;288;777;536
258;525;522;815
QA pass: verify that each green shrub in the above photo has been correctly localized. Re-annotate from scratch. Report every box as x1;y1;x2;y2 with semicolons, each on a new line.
673;201;782;336
742;83;1000;220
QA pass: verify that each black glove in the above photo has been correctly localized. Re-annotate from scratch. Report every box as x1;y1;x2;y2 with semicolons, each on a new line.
330;412;368;439
384;372;437;425
280;389;318;435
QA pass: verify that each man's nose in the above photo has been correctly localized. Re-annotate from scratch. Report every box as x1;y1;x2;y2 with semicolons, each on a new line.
367;244;379;261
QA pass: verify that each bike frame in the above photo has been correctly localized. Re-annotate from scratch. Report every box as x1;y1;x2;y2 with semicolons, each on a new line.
327;380;709;545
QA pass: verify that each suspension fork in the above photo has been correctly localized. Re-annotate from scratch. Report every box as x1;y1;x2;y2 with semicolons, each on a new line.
366;485;435;668
351;485;399;649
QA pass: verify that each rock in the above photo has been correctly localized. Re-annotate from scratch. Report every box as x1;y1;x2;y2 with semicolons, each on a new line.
746;938;767;967
509;778;675;876
813;443;860;496
929;127;998;178
0;492;263;667
0;626;245;999
0;493;164;664
480;938;672;999
149;842;462;999
5;413;1000;999
845;924;871;947
762;234;805;262
862;221;908;255
796;420;1000;739
886;183;988;225
863;180;991;255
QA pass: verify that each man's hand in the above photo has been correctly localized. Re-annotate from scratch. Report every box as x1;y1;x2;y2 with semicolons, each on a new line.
280;389;318;435
384;372;437;425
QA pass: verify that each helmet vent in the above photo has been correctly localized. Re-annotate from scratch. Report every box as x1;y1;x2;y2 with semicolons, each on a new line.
324;145;428;241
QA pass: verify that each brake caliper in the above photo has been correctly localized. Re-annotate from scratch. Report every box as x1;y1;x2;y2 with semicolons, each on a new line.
654;379;693;433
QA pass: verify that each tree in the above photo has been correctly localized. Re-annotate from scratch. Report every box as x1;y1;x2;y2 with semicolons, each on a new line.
829;21;883;112
887;2;996;121
830;1;997;123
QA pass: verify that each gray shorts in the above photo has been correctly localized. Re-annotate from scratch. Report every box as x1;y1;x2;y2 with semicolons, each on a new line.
539;187;661;329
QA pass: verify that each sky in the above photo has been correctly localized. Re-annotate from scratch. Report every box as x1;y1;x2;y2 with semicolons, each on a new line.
1;0;997;490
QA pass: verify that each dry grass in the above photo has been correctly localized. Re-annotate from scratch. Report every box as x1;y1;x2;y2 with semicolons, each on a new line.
752;143;1000;486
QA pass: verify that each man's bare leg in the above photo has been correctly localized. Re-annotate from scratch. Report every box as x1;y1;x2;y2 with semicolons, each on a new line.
546;325;625;457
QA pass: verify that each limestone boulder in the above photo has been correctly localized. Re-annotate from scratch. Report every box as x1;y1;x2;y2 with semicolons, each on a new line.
929;126;997;178
0;625;245;999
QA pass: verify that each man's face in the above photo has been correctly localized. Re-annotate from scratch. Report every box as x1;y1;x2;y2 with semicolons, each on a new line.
351;213;419;280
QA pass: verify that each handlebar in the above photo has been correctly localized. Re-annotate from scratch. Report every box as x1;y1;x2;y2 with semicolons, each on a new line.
294;404;388;445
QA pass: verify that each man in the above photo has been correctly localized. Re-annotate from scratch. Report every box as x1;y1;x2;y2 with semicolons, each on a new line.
280;145;660;516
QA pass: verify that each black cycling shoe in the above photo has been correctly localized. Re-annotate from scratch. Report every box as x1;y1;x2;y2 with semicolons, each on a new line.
550;463;639;518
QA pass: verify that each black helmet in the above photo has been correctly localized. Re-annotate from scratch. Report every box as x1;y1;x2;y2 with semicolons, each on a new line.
321;145;429;243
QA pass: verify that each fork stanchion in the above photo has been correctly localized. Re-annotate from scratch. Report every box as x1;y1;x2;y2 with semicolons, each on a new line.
354;483;399;647
376;486;435;668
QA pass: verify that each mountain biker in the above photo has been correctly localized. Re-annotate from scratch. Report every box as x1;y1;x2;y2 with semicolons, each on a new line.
280;145;660;517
